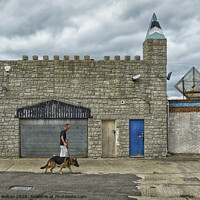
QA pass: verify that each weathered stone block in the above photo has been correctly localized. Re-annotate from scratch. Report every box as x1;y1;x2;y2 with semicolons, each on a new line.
54;55;59;60
33;55;38;60
22;55;28;60
43;55;49;60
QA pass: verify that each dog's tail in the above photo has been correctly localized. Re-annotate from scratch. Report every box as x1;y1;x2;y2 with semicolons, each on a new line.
40;162;49;169
40;165;47;169
40;157;53;169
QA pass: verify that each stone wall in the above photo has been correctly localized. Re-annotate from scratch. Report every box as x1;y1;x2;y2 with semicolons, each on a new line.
143;39;167;157
0;38;167;158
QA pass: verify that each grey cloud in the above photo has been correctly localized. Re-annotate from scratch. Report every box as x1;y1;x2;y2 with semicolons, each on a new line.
120;0;157;20
0;0;200;98
0;1;69;36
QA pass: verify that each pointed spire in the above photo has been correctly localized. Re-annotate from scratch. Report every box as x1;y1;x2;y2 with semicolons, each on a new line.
152;13;157;21
145;13;166;40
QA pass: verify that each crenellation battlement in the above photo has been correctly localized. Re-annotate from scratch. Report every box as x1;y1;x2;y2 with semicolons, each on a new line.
33;55;38;60
54;55;59;60
134;56;140;60
114;56;120;60
22;55;141;61
43;55;49;60
124;56;130;60
22;55;28;60
104;56;110;61
64;55;69;60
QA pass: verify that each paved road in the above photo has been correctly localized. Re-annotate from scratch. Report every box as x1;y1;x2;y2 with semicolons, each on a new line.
1;155;200;199
0;172;140;200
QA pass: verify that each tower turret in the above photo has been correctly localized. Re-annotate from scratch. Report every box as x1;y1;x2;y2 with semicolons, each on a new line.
143;13;167;64
143;13;168;157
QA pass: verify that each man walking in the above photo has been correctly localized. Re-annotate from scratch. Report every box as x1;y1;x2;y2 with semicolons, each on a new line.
60;124;70;157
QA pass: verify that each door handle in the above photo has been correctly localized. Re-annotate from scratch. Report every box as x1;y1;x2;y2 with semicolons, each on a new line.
139;133;144;140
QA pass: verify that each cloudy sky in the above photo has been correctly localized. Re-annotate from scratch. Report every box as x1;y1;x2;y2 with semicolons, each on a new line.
0;0;200;98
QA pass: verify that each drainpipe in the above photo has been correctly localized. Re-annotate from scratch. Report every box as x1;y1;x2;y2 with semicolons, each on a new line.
166;101;170;156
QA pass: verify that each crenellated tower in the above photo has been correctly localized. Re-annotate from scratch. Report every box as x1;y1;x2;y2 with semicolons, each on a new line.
143;13;167;64
143;13;168;157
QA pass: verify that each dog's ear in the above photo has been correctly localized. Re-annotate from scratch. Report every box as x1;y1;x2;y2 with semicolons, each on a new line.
75;158;77;161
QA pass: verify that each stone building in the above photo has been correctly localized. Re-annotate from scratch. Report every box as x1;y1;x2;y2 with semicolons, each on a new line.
0;13;167;158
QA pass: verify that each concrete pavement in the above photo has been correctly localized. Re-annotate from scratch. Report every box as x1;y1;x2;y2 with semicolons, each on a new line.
0;155;200;199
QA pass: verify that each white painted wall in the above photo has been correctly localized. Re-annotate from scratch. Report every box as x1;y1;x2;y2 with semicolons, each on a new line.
169;112;200;153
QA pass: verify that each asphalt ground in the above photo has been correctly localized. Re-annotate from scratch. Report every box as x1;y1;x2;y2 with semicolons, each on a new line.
0;155;200;199
0;172;140;200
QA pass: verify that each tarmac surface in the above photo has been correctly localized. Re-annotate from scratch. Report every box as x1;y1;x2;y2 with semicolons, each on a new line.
0;155;200;200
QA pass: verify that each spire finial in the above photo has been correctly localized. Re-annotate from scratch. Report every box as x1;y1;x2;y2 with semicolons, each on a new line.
152;13;157;21
145;13;165;40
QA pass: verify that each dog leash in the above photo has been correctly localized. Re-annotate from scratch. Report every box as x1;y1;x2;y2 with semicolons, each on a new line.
67;146;71;165
67;146;70;156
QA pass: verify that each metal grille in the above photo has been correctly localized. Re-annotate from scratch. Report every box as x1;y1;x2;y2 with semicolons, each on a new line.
16;100;91;119
9;186;32;191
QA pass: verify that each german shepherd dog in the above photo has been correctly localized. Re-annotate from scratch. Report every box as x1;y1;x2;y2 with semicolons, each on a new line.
40;156;79;174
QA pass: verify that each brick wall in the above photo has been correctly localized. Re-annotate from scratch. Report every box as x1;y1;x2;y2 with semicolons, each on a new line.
169;101;200;154
169;112;200;153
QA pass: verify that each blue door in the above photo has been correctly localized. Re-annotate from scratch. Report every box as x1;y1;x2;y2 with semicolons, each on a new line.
129;120;144;157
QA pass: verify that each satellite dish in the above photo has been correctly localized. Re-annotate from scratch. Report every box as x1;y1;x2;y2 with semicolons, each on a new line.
167;72;172;80
132;74;140;81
